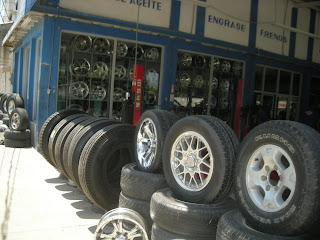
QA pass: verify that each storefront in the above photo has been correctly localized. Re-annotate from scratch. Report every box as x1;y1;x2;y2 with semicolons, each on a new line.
2;0;320;146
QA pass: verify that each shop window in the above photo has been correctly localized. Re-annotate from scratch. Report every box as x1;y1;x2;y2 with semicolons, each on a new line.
279;71;291;95
264;68;277;93
57;33;162;121
292;73;301;96
254;66;263;91
174;51;243;126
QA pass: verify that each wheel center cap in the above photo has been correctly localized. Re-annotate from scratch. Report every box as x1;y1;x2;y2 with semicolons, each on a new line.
185;154;197;169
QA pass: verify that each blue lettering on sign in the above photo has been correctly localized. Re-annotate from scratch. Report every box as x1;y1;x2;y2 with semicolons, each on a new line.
208;15;246;32
260;29;287;43
116;0;162;11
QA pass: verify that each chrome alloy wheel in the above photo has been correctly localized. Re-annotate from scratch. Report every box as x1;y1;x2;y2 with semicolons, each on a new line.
136;118;157;169
246;144;296;212
8;100;15;114
11;112;21;130
94;208;148;240
170;131;214;191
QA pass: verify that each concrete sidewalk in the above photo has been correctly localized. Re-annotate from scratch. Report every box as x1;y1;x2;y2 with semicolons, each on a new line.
0;145;104;240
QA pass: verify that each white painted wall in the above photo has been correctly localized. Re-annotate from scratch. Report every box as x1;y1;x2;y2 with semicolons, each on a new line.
295;8;310;60
179;1;197;34
59;0;171;29
313;12;320;64
256;0;293;56
204;0;250;46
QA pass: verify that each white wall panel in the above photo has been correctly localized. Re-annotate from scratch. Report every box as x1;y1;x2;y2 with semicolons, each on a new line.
204;0;250;46
59;0;171;28
179;1;197;34
256;0;293;56
313;12;320;64
295;8;310;60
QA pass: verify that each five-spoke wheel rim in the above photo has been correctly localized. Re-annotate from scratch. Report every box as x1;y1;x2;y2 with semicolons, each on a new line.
137;118;157;169
11;112;21;130
170;131;214;191
246;144;296;212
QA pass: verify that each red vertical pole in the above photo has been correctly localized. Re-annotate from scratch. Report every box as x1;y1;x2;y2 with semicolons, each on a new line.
132;64;144;126
234;78;243;137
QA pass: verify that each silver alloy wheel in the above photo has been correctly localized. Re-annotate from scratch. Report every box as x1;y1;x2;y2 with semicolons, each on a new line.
180;53;192;66
137;118;157;169
8;100;15;114
246;144;296;213
11;112;21;130
94;208;149;240
170;131;214;191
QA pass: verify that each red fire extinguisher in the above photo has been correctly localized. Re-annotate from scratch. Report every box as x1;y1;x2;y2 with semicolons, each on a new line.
132;64;144;126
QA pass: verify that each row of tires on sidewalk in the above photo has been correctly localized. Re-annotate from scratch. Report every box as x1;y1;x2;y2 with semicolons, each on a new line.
39;109;320;239
0;93;31;148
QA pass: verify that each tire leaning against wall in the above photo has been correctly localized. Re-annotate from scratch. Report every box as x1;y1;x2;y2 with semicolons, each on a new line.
9;108;29;131
234;120;320;236
78;124;135;210
6;93;24;115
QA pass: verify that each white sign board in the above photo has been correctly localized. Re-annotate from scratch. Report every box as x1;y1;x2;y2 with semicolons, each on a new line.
313;13;320;64
256;0;293;56
59;0;171;29
295;8;310;60
204;0;250;46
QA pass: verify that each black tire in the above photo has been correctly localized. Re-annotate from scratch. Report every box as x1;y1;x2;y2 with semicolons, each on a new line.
135;110;178;172
152;224;215;240
38;109;84;166
6;93;24;115
216;209;309;240
0;94;9;113
4;138;31;148
67;119;120;188
162;116;235;203
150;188;236;238
4;129;31;140
54;116;91;177
9;108;29;131
119;191;152;230
3;117;9;126
120;163;167;201
234;120;320;236
47;113;87;167
78;124;135;210
0;113;3;120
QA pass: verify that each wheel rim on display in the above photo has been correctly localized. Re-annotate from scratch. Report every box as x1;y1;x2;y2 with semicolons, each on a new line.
194;55;206;68
132;46;144;59
73;35;92;52
117;42;128;57
115;65;127;79
232;62;242;75
144;91;157;105
113;88;124;102
69;81;90;99
94;208;148;240
92;38;110;54
91;86;106;100
221;79;230;91
128;67;134;79
8;100;15;115
92;62;109;78
11;113;21;130
246;144;296;213
193;75;204;88
170;131;214;191
221;61;231;72
70;59;91;76
220;99;229;109
144;48;159;61
211;57;220;71
211;77;219;90
180;53;192;66
179;73;191;89
210;96;217;108
137;118;157;169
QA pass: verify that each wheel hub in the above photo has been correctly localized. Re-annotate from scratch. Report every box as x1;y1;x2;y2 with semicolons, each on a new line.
185;154;197;170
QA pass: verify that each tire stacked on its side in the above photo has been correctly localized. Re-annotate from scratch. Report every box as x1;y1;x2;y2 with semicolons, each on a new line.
117;110;178;233
151;115;239;240
217;120;320;239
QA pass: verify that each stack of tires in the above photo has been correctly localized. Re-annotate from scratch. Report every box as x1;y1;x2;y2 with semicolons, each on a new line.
0;93;31;148
217;120;320;239
38;110;136;211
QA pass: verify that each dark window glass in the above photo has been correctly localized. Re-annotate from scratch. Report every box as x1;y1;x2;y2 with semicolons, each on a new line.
264;68;277;93
255;66;263;91
279;71;291;94
292;74;301;96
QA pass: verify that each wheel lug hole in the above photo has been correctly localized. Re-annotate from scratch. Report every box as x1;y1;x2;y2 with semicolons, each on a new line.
274;186;279;191
261;176;267;181
265;166;270;171
266;185;271;191
274;165;278;170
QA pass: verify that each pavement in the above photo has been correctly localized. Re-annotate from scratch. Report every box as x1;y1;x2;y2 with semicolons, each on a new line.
0;145;104;240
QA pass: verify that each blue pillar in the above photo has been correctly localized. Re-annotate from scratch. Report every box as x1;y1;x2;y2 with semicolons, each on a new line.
170;0;181;30
195;0;206;36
